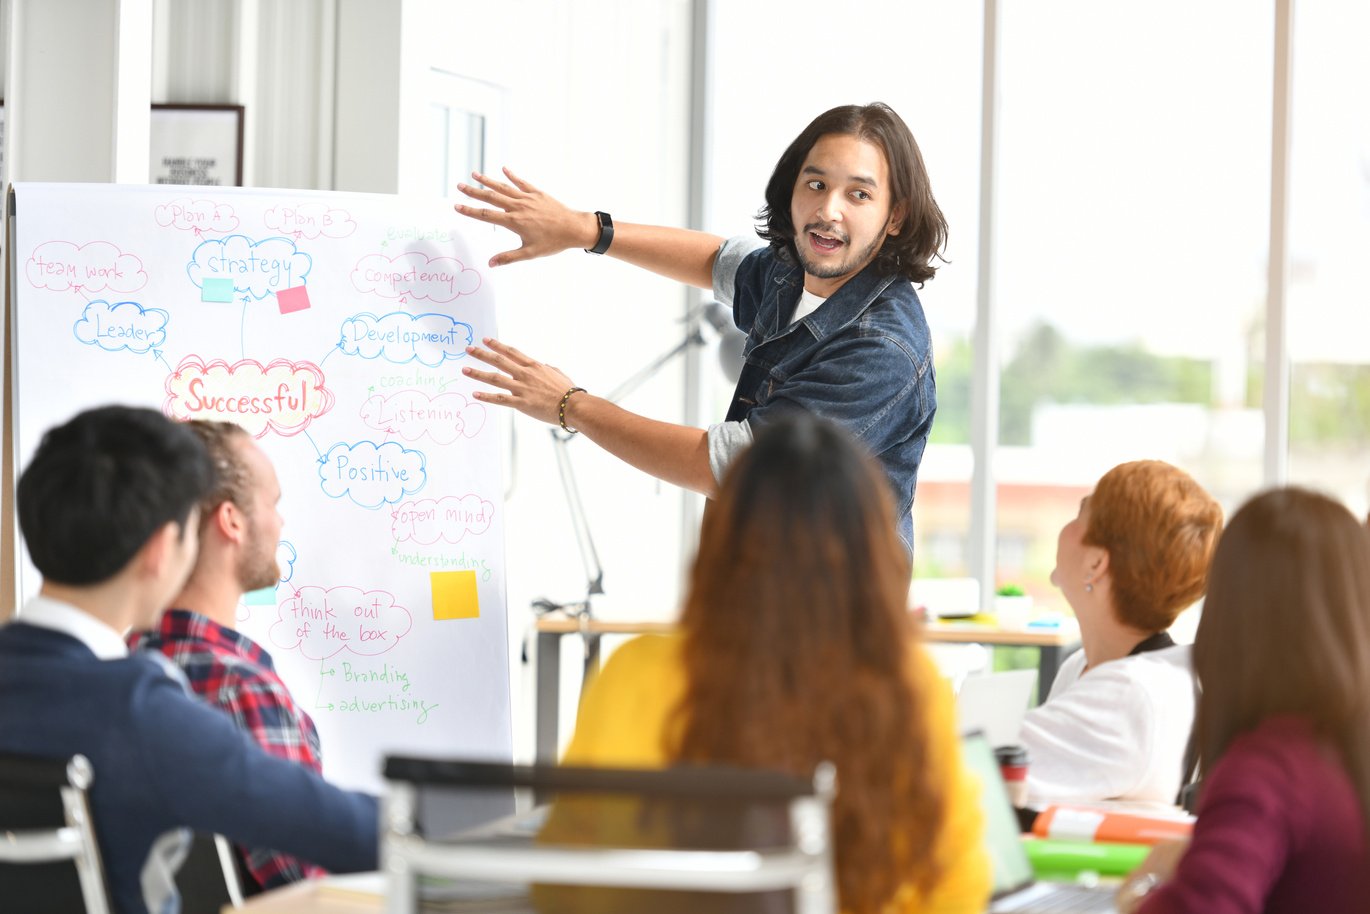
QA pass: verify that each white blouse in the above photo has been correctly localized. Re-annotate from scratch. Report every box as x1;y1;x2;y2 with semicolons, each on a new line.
1019;644;1196;807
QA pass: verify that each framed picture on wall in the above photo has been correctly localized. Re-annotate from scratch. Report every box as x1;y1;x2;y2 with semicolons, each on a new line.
149;103;244;186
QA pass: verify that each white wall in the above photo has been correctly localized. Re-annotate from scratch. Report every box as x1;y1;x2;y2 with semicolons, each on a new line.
408;0;698;760
706;2;984;337
152;0;337;190
4;0;154;182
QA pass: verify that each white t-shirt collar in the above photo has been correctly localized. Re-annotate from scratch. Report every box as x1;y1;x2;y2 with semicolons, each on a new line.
789;289;827;326
19;595;129;659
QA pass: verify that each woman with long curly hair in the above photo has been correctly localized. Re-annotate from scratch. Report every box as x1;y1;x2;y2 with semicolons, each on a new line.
1118;488;1370;912
556;413;990;913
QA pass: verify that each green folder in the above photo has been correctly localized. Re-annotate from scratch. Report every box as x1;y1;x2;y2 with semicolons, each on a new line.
1025;838;1149;878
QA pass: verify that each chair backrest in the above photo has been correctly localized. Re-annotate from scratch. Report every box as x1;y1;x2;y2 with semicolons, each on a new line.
174;832;251;913
0;751;112;914
380;757;838;914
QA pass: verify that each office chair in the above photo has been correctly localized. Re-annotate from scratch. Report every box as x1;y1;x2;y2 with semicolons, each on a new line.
381;757;838;914
175;831;252;913
0;751;112;914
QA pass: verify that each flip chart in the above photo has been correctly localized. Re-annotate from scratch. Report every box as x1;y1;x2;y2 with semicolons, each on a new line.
10;183;510;791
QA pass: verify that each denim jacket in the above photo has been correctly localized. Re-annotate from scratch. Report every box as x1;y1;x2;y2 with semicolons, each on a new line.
708;236;937;554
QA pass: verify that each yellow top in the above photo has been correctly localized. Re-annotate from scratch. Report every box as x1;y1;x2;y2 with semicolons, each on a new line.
559;633;992;914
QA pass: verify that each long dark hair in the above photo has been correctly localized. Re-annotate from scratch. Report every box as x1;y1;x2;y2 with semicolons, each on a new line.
757;102;948;285
671;414;945;914
1193;487;1370;836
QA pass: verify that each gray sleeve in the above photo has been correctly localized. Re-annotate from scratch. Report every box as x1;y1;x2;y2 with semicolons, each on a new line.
706;418;754;483
711;235;767;306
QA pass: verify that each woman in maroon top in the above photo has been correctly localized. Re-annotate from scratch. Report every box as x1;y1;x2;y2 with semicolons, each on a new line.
1119;488;1370;913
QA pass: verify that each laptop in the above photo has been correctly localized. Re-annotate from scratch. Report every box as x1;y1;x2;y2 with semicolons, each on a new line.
956;669;1037;747
961;731;1119;914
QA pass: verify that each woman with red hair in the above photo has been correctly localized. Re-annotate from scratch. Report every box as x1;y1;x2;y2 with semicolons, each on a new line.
1020;460;1223;806
557;413;989;914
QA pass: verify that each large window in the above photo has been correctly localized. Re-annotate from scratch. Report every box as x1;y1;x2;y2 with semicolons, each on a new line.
707;2;1343;613
989;1;1272;605
1286;0;1370;518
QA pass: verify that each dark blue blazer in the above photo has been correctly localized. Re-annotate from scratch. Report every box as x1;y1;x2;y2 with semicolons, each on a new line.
0;622;378;914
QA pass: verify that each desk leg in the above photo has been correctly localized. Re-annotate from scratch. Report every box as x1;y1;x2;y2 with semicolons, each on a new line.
535;630;561;766
583;633;602;682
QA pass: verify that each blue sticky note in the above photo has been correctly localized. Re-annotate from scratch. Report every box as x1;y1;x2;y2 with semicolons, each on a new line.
243;586;277;606
201;277;235;302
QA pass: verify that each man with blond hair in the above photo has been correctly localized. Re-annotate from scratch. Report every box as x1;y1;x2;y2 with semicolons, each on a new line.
130;419;323;892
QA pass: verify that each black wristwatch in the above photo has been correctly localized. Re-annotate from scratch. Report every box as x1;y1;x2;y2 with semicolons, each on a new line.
585;211;614;255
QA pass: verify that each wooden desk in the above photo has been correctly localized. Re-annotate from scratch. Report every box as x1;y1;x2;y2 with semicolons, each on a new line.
229;875;532;913
533;616;1081;764
922;618;1083;698
228;878;379;913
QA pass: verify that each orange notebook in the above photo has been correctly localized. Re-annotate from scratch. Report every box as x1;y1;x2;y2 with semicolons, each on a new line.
1032;805;1194;845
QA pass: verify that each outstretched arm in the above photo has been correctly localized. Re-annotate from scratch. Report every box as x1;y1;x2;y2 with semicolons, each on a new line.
463;338;716;496
454;168;725;289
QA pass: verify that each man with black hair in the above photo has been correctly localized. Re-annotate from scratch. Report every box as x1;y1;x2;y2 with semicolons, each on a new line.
455;102;944;555
0;406;377;914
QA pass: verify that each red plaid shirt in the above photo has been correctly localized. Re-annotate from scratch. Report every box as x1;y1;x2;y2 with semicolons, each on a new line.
129;609;326;890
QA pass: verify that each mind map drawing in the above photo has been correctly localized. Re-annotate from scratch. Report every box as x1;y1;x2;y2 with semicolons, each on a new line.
13;183;510;790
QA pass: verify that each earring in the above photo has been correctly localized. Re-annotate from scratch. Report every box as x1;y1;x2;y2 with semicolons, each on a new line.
1084;582;1093;593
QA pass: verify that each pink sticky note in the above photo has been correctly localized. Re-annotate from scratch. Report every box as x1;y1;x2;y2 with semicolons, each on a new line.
276;285;311;314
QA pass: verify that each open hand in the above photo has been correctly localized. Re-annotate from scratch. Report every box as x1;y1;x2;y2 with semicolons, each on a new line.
463;338;578;426
454;168;598;268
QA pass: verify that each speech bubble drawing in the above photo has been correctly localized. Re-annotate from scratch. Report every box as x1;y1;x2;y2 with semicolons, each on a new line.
72;300;168;355
154;199;240;234
277;540;298;583
391;495;494;545
264;202;357;240
358;390;486;444
337;312;472;367
26;240;148;294
163;355;335;438
350;251;480;303
186;234;313;301
318;440;427;509
269;585;413;659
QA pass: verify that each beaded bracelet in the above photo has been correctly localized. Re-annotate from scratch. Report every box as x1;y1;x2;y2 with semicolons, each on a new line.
558;387;586;434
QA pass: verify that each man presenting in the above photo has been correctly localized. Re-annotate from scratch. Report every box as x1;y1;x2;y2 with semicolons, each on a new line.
456;102;946;553
129;420;323;892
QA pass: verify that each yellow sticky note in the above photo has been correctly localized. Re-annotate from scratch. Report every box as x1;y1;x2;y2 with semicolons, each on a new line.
431;570;480;620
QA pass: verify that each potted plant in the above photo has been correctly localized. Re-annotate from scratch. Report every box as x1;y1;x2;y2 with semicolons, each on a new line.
993;584;1034;628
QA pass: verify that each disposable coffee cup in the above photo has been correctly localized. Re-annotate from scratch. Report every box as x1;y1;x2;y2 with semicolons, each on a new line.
994;745;1030;808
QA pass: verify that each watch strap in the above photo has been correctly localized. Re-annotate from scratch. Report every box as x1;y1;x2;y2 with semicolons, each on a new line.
585;211;614;255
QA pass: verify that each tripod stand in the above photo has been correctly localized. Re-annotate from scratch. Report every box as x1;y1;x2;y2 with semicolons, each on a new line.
528;305;726;676
525;302;743;763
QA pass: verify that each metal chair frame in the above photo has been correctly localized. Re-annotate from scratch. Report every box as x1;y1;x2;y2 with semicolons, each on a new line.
380;758;837;914
0;752;111;914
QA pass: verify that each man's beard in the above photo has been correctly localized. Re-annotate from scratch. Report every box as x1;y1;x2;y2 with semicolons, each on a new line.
237;545;280;593
794;225;885;280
